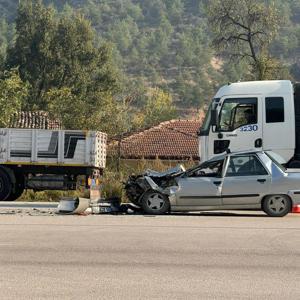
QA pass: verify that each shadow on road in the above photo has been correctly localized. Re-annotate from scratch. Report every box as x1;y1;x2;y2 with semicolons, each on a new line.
124;210;269;218
165;211;268;218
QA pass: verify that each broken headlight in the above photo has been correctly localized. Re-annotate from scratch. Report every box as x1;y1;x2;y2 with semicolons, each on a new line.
168;186;179;195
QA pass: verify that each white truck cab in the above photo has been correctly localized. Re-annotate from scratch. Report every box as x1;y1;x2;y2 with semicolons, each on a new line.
199;80;300;167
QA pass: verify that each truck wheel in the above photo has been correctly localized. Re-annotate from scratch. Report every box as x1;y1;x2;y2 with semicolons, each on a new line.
6;187;24;201
262;195;291;217
0;169;12;201
141;191;170;215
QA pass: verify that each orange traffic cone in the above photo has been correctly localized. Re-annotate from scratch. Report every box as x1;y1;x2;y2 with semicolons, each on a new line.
292;205;300;213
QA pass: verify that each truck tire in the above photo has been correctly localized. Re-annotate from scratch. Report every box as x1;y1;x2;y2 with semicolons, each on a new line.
262;195;291;217
141;190;170;215
6;173;25;201
0;168;13;201
6;187;24;201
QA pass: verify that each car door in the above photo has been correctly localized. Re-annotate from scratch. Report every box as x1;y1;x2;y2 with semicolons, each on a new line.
221;154;271;205
176;159;225;207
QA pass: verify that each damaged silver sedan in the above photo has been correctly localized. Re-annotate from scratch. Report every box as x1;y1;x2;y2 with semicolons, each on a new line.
124;151;300;217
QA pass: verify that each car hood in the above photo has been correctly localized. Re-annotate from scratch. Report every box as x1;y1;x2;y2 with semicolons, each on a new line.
144;165;186;178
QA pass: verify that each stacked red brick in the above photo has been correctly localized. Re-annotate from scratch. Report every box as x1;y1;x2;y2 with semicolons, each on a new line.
9;111;61;130
117;120;201;160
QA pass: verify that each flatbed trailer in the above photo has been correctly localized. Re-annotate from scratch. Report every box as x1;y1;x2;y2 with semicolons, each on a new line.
0;128;107;201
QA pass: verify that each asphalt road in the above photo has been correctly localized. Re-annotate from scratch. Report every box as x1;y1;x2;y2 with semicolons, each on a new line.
0;207;299;299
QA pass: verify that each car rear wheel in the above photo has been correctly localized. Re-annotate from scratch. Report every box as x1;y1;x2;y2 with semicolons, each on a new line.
262;195;291;217
141;191;170;215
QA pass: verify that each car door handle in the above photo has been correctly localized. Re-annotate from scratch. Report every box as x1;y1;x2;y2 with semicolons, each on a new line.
257;179;266;183
213;181;222;186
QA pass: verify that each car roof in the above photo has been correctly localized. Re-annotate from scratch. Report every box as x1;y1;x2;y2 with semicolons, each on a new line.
206;150;264;163
228;150;264;156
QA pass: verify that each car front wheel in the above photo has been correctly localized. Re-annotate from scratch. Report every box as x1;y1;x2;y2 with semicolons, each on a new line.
141;190;170;215
262;195;291;217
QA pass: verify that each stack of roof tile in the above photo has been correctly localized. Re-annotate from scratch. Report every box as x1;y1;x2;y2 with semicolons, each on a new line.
9;111;62;130
110;119;202;160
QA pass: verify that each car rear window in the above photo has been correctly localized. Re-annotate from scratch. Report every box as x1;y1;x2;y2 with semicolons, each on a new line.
226;155;268;176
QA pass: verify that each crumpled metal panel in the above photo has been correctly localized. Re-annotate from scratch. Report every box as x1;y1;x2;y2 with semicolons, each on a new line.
57;197;90;214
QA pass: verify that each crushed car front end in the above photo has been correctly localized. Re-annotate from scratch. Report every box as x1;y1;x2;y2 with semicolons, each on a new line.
124;165;185;207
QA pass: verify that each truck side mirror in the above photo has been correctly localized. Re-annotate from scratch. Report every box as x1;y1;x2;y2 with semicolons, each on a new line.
211;109;218;126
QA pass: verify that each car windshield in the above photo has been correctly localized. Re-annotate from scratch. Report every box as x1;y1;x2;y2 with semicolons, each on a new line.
265;151;286;172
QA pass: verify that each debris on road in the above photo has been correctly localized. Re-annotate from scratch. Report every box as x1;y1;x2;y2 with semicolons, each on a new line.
0;207;56;216
0;198;143;217
57;197;90;215
56;196;142;215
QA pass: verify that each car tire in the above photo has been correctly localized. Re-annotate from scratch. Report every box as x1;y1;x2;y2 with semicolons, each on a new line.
141;190;170;215
262;195;291;217
0;168;13;201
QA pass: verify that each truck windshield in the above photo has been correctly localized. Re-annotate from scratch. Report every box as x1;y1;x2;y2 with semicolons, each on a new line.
218;98;257;131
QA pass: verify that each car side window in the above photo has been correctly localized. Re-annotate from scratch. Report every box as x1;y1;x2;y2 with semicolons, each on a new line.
226;155;268;177
189;160;224;178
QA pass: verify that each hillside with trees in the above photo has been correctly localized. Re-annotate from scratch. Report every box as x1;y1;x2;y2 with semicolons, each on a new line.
0;0;300;129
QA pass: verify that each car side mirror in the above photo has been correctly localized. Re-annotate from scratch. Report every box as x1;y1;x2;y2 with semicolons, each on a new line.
211;109;218;126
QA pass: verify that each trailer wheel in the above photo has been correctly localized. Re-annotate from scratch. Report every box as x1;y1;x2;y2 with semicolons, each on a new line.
6;187;24;201
5;173;25;201
0;169;12;201
141;190;170;215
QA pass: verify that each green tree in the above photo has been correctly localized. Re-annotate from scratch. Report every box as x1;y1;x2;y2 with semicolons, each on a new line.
0;19;8;60
45;86;134;134
44;87;86;130
48;13;120;97
207;0;285;80
0;69;28;127
6;0;120;111
5;0;121;131
0;19;14;68
108;17;139;52
143;88;177;127
166;0;184;23
6;0;56;108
